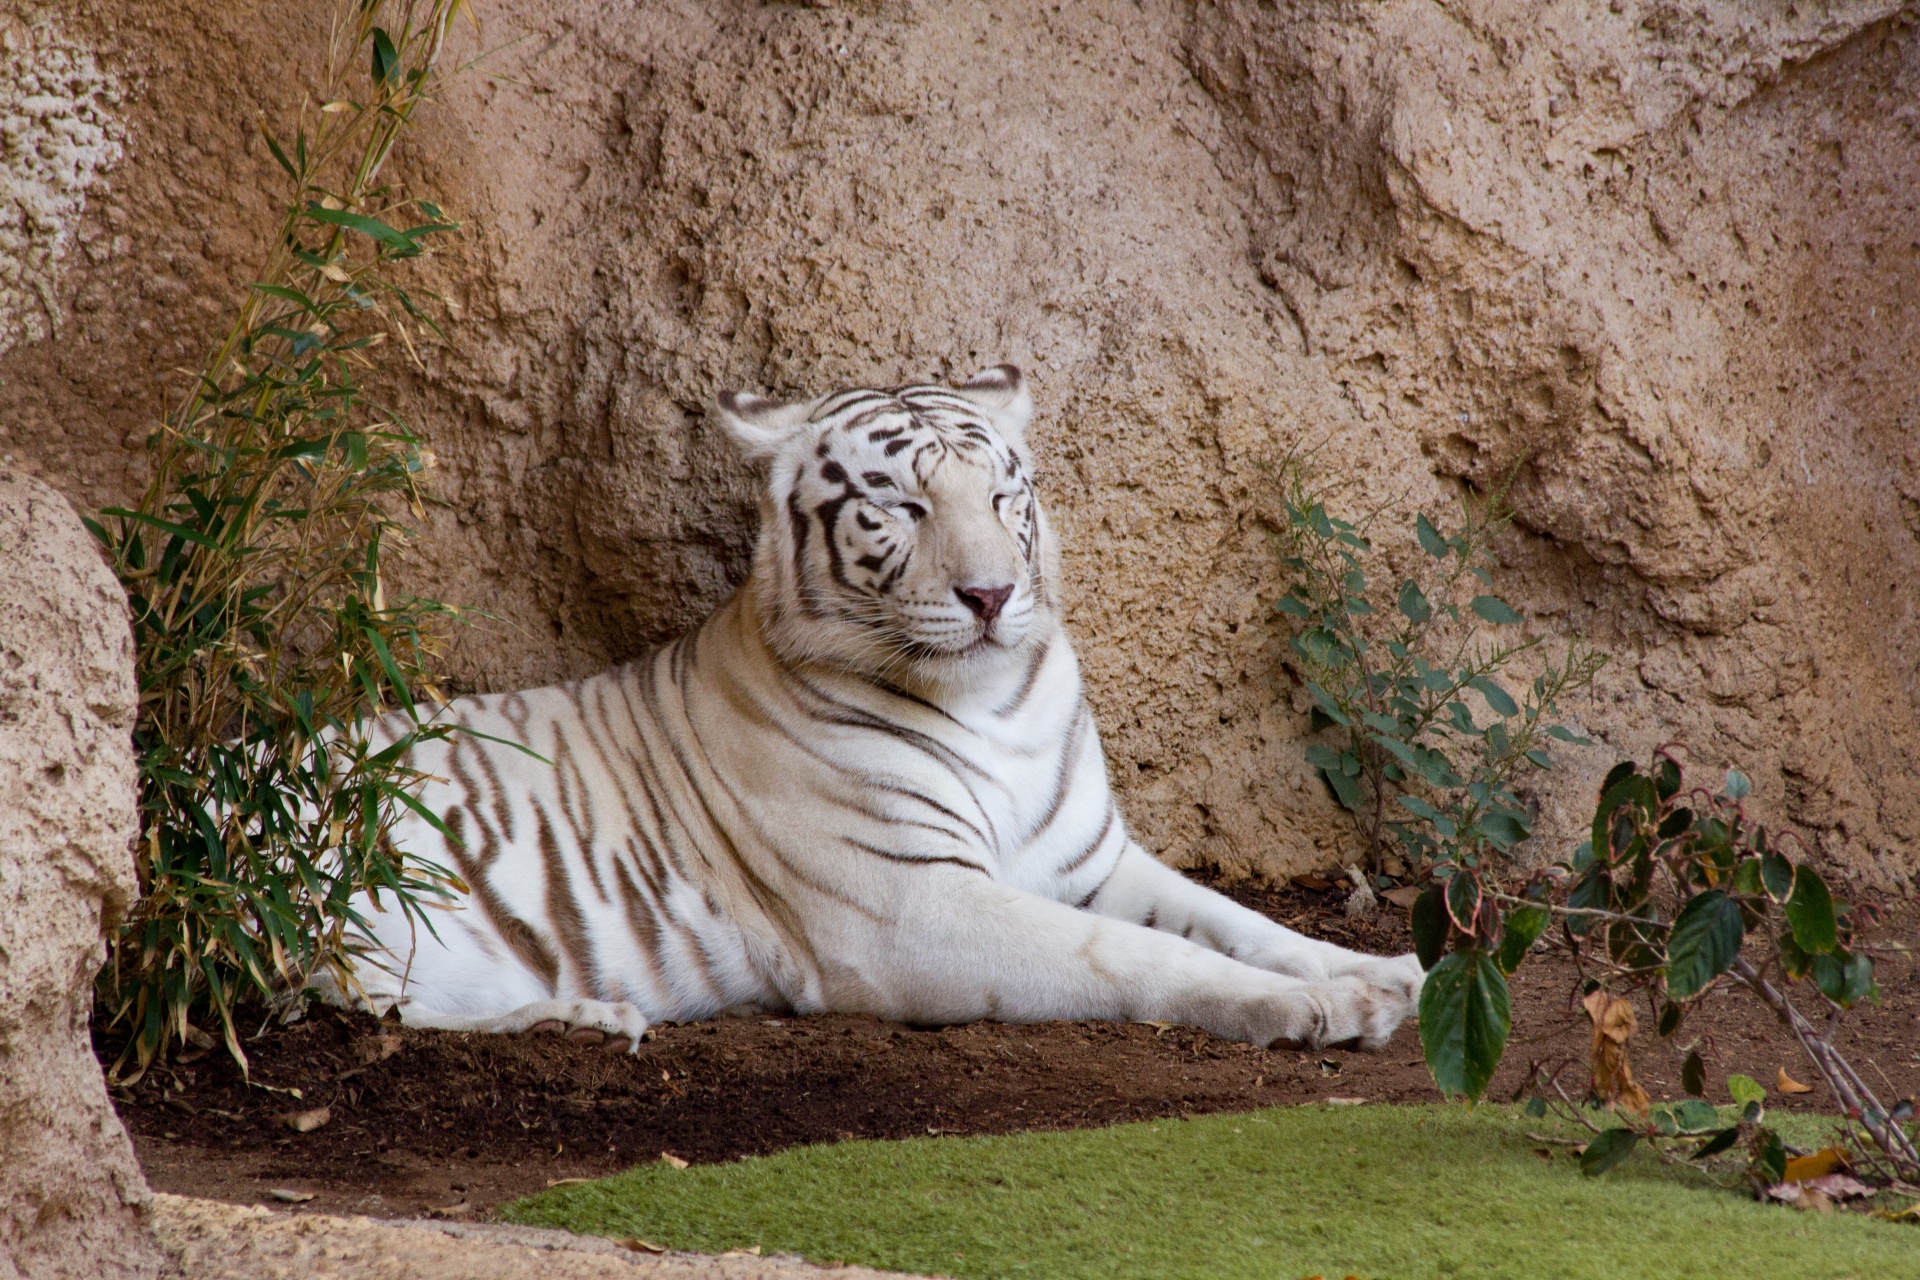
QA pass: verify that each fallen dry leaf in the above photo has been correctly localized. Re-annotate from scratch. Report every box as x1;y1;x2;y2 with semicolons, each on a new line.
618;1239;668;1254
1382;886;1424;909
545;1177;592;1188
660;1152;690;1169
266;1189;314;1204
1776;1067;1815;1095
1583;991;1650;1118
1322;1096;1367;1106
719;1247;763;1258
353;1034;404;1066
280;1106;330;1134
1801;1173;1874;1201
1783;1147;1849;1182
1291;874;1335;891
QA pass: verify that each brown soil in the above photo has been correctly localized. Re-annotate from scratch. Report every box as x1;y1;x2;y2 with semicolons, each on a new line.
109;874;1920;1222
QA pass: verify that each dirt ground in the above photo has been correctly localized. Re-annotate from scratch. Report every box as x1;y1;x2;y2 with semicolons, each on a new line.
110;874;1920;1222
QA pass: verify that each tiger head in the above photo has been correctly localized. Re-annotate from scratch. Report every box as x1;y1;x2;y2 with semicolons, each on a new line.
716;365;1057;684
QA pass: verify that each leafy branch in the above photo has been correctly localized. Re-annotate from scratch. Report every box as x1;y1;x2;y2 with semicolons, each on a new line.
1414;747;1918;1198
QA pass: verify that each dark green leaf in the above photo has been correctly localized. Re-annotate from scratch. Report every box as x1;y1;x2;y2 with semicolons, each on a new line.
1653;756;1682;800
1751;1129;1787;1185
1480;810;1530;850
1321;764;1364;811
1418;949;1511;1102
1730;858;1763;898
1566;864;1608;937
1656;1001;1682;1037
1416;513;1447;557
1303;681;1351;727
1471;595;1523;625
1410;884;1449;971
1777;931;1812;980
1682;1050;1706;1098
97;507;224;551
305;206;419;254
1579;1128;1640;1176
1694;1127;1741;1159
1592;773;1657;861
1665;890;1744;999
1304;744;1344;772
1496;906;1548;974
1523;748;1551;768
1274;594;1312;618
370;27;398;85
1396;793;1441;822
1810;949;1874;1008
1760;849;1794;901
1600;760;1638;795
1397;580;1432;624
250;282;324;314
1468;675;1518;718
1786;865;1837;955
1524;1095;1548;1118
1445;870;1483;933
261;127;297;180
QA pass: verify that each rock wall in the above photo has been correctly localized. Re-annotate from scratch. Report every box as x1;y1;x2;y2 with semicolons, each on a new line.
0;471;159;1279
4;0;1917;887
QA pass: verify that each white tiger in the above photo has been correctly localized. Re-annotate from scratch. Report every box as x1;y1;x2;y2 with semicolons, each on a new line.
337;365;1424;1053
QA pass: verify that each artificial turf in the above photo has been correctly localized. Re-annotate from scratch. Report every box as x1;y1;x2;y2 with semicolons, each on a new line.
502;1104;1918;1279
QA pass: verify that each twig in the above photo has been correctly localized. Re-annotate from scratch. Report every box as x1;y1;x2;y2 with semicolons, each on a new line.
1729;957;1919;1173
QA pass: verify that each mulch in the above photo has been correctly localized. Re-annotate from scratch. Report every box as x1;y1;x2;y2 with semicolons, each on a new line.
107;871;1920;1221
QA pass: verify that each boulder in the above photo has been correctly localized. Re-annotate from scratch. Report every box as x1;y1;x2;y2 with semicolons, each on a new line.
0;470;160;1278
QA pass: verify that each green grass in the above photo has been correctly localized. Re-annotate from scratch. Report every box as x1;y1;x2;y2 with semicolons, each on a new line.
502;1105;1918;1279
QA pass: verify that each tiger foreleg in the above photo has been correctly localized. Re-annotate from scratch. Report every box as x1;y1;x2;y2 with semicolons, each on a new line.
1080;844;1425;1022
391;997;651;1053
843;871;1411;1050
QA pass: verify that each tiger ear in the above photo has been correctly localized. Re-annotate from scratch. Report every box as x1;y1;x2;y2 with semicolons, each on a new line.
953;364;1033;444
714;390;813;463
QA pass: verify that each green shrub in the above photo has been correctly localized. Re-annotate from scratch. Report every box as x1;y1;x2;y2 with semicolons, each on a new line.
90;0;472;1081
1270;467;1606;877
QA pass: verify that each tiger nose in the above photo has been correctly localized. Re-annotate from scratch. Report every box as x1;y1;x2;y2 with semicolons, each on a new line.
954;583;1014;622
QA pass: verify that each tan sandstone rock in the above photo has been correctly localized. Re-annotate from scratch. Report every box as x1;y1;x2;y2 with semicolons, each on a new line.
4;1;1917;884
147;1194;922;1280
0;471;160;1277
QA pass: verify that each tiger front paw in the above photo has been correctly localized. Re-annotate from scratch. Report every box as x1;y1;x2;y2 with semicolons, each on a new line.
514;999;651;1053
1252;974;1417;1052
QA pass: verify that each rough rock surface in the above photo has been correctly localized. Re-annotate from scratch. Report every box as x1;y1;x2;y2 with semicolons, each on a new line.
0;471;159;1278
148;1195;920;1280
5;0;1918;884
0;6;124;356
